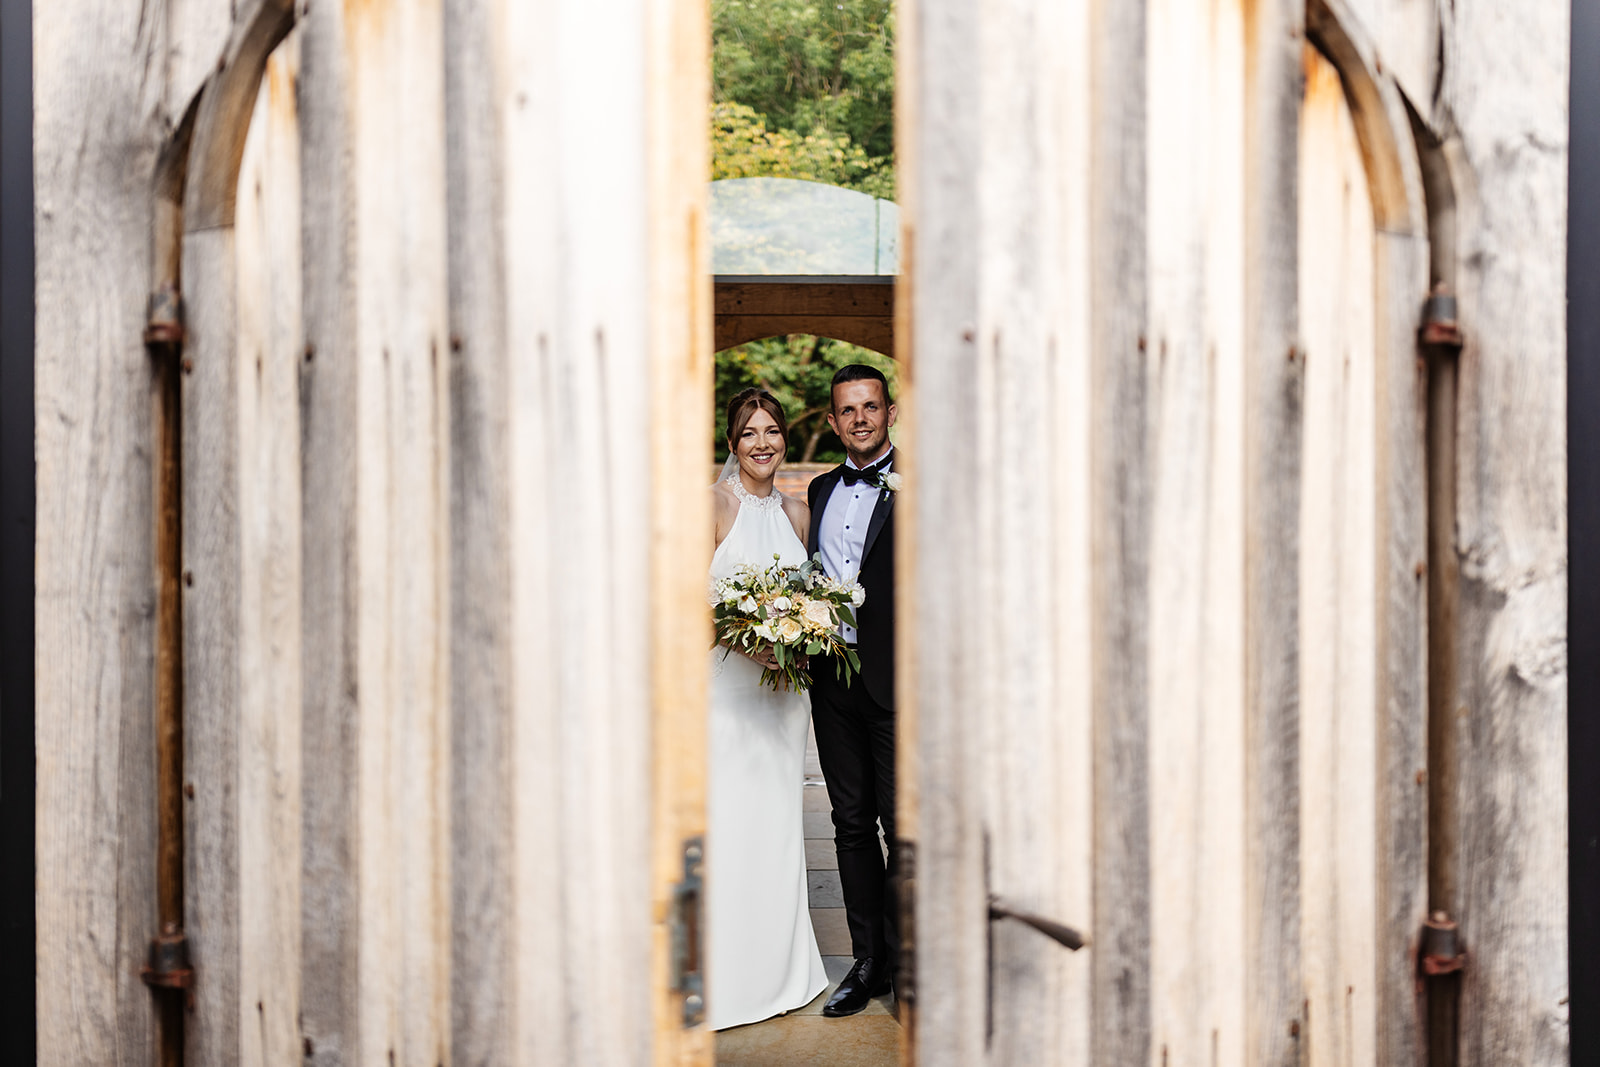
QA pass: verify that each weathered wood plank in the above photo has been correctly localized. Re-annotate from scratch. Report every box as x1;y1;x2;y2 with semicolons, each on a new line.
1440;0;1571;1061
974;0;1095;1062
896;0;989;1060
1297;47;1379;1065
498;0;657;1062
1089;0;1154;1061
645;0;714;1060
440;0;514;1062
180;222;244;1067
1242;0;1306;1061
35;3;170;1062
298;1;452;1062
1144;0;1247;1062
231;44;305;1067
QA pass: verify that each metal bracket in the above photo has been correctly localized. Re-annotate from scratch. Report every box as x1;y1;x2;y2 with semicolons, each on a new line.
1421;911;1467;976
140;922;194;990
669;837;705;1027
1420;283;1464;351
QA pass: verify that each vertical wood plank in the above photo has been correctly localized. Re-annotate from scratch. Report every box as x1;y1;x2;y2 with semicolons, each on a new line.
499;0;657;1061
645;0;715;1061
441;0;514;1062
180;221;243;1067
35;3;167;1061
898;0;989;1060
976;0;1095;1062
298;1;452;1061
1441;0;1571;1060
1242;0;1306;1062
232;44;305;1067
1144;0;1248;1062
903;0;992;1059
1089;0;1154;1060
1296;46;1378;1066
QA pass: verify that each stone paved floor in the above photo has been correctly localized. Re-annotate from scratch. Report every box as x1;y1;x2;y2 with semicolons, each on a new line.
714;726;901;1066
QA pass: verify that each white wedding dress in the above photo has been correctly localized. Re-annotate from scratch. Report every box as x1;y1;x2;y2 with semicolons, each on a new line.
705;475;829;1031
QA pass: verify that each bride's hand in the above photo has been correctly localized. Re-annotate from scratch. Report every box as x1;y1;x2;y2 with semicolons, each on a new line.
748;647;780;670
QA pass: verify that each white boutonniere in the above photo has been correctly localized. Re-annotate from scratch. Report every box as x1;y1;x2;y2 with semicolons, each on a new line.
876;470;903;494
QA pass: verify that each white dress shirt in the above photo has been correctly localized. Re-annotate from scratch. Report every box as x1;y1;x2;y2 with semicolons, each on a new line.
817;450;892;644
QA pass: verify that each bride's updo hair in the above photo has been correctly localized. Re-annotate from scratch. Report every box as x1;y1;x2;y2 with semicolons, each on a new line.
725;387;789;454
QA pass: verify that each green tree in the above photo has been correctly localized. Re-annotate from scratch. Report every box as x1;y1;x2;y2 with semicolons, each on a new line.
715;335;898;465
712;0;895;162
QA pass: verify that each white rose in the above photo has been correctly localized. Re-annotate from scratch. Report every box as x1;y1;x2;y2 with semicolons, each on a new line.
802;599;833;629
776;616;804;643
771;596;792;614
883;471;904;492
851;585;867;608
739;595;758;614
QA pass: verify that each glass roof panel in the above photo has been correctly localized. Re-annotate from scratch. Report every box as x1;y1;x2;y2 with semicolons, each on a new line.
710;177;899;276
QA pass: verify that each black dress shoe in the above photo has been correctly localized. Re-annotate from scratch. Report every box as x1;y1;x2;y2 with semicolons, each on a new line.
822;956;892;1017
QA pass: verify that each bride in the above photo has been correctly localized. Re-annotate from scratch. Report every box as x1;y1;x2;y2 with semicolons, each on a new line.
705;388;829;1030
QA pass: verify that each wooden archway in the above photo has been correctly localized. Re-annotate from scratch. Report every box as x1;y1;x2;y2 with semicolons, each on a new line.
714;275;895;356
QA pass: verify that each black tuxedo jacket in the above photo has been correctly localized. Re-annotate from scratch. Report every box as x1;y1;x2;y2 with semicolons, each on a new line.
807;454;898;711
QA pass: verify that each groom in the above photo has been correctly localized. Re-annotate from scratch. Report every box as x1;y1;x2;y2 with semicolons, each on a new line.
807;364;901;1017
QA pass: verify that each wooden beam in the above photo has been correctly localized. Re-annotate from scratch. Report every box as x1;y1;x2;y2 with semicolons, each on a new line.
712;278;894;354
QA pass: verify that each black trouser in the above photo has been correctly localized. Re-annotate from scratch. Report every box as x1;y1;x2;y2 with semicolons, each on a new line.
810;652;898;964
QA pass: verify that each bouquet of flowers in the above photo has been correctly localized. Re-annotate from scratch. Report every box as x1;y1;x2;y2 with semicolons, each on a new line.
711;553;866;692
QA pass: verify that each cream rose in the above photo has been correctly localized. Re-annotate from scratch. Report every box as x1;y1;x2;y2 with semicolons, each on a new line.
776;616;804;643
802;599;833;629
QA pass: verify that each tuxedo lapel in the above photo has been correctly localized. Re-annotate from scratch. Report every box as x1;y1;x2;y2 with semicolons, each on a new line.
861;479;896;562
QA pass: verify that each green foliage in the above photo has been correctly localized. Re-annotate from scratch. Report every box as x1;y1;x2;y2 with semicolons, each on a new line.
715;335;898;465
712;0;895;161
711;102;892;199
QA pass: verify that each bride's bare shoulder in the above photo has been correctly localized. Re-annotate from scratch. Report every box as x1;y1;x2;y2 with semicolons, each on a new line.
780;492;810;528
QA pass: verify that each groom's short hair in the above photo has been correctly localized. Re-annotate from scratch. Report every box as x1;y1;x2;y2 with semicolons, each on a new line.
830;364;892;407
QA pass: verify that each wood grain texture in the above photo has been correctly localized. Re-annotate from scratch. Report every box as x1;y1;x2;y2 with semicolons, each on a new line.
297;1;453;1062
34;2;170;1062
1297;49;1379;1065
180;20;305;1065
499;0;657;1061
896;0;990;1061
1304;9;1433;1065
232;46;305;1067
1242;1;1306;1062
901;0;1097;1062
441;0;515;1062
975;0;1095;1063
645;0;715;1061
1144;0;1247;1062
1089;0;1153;1061
180;222;244;1067
1438;0;1571;1061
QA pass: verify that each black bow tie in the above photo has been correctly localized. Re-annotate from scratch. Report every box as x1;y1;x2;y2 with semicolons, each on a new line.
840;460;887;486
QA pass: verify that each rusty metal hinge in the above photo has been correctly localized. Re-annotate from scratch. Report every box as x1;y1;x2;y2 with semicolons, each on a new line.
145;284;186;349
1420;283;1464;351
141;922;194;991
669;837;705;1027
1421;911;1467;977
